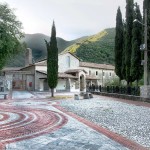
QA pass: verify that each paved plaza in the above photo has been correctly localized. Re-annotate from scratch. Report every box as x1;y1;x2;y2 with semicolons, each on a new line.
0;91;149;150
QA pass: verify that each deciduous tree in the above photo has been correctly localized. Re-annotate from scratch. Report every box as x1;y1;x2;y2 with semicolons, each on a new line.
0;3;24;70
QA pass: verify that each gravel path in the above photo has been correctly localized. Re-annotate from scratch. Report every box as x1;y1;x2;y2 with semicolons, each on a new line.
59;96;150;148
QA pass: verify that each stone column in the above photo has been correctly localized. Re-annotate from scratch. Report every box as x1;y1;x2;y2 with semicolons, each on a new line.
140;86;150;98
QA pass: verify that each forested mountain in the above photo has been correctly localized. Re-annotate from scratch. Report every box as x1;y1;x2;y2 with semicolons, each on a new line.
63;28;115;64
6;28;115;67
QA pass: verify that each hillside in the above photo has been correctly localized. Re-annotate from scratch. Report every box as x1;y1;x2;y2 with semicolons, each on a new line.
6;34;84;67
63;28;115;64
6;28;115;67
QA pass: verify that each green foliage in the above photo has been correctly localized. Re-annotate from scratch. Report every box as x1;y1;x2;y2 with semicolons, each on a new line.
105;77;120;86
63;28;115;64
45;22;58;97
0;3;24;70
130;3;143;83
6;33;82;67
143;0;150;70
125;0;134;84
114;7;124;81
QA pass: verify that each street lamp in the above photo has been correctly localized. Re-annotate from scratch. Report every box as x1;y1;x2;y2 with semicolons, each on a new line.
134;9;149;98
143;9;148;86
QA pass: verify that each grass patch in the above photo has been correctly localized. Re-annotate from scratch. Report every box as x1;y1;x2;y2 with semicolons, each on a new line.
46;95;73;100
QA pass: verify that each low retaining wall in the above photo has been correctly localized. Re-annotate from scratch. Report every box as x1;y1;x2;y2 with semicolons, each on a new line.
93;91;150;103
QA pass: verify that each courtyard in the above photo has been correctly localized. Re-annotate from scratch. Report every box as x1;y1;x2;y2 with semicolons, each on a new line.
0;91;149;150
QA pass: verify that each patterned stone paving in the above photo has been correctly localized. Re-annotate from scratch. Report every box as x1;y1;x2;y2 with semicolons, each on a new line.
0;91;147;150
0;104;67;149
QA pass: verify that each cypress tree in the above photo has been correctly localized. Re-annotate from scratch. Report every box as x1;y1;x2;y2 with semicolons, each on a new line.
143;0;150;84
125;0;134;85
45;21;58;97
114;7;124;83
130;3;143;85
121;20;127;80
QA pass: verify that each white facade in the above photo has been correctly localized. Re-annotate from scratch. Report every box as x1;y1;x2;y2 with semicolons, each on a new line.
58;53;79;72
8;52;116;92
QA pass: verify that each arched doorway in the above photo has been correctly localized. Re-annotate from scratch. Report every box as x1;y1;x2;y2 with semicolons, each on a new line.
80;75;85;91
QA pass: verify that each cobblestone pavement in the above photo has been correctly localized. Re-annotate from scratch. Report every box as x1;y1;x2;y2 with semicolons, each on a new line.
59;95;150;149
0;91;148;150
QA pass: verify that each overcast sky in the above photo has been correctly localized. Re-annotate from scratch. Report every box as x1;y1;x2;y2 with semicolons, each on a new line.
1;0;143;40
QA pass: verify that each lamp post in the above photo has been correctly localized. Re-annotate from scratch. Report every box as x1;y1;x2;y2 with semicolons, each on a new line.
144;9;148;86
134;9;148;86
134;9;149;98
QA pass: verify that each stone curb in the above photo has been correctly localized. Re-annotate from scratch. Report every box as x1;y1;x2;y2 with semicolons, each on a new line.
54;105;148;150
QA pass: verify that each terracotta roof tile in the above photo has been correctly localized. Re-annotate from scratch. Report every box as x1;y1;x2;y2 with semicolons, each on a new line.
65;69;87;74
36;70;78;79
80;62;115;70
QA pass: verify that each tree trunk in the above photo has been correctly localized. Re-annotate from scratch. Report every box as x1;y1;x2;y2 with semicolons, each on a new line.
51;88;54;97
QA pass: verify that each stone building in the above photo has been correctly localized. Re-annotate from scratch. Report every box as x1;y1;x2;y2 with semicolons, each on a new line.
2;48;117;92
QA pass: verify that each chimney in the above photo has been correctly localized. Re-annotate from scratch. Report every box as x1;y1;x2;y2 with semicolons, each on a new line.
25;48;32;66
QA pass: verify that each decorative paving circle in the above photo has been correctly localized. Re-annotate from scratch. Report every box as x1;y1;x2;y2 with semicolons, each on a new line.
0;105;68;149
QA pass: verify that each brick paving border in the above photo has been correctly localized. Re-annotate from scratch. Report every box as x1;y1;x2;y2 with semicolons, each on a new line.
54;105;148;150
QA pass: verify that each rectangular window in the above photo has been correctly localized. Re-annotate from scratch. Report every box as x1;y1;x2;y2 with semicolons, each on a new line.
67;56;70;68
96;71;98;76
110;72;111;76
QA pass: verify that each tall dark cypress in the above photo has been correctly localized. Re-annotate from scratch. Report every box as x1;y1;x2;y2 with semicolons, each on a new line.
45;21;58;97
125;0;134;85
143;0;150;84
114;7;124;82
121;20;127;80
130;3;143;85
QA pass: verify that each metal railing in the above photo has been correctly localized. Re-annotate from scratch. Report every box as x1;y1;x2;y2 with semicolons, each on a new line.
87;85;140;96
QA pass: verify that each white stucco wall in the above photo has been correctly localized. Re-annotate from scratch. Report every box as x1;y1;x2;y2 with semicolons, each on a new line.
58;53;79;72
56;79;66;91
79;66;116;86
36;66;47;72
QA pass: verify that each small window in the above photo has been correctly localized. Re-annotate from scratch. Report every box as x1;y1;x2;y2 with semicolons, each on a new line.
110;72;111;76
67;56;70;68
96;71;98;76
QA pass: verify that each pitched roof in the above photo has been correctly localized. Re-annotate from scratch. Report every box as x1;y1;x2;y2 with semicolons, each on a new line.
35;52;80;66
80;62;115;70
65;69;87;74
2;67;22;71
58;73;78;79
59;51;80;60
36;70;78;79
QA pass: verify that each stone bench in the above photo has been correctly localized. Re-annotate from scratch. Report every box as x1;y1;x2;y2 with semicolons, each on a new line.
0;93;8;99
74;93;93;100
74;94;80;100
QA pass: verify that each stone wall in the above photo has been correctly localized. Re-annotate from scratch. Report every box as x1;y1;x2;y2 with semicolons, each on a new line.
0;75;12;91
140;86;150;98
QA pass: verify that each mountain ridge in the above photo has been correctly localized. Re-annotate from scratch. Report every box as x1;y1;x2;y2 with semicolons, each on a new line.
6;28;115;67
